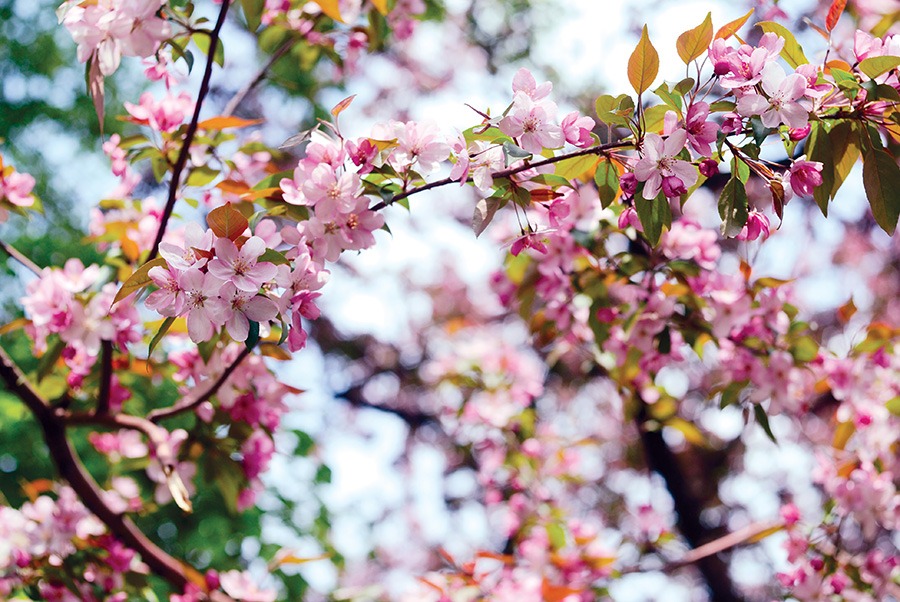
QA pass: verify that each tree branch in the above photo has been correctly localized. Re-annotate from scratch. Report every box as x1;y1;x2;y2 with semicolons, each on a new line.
0;346;214;596
148;346;251;422
95;339;113;415
370;140;633;211
0;238;42;276
147;0;231;262
636;399;745;602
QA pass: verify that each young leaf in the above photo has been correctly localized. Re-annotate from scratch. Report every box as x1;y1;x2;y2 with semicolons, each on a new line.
826;0;848;32
862;142;900;234
756;22;809;68
715;8;754;40
148;317;176;357
806;123;833;216
676;13;713;64
197;116;264;130
472;198;501;237
370;0;389;14
628;25;659;95
242;0;264;31
718;176;749;238
331;94;357;118
313;0;343;22
207;204;249;240
87;56;105;135
112;257;168;306
754;404;778;444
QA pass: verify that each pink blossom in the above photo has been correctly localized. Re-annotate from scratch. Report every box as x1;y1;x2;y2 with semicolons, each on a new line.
302;163;361;218
146;265;186;317
665;101;717;156
0;170;36;207
561;111;595;147
208;236;277;292
219;283;278;342
633;130;697;200
712;33;784;89
219;570;277;602
179;268;228;343
511;67;552;101
499;93;563;154
124;91;194;133
510;231;549;256
736;64;809;129
390;121;451;174
788;157;824;197
737;210;771;241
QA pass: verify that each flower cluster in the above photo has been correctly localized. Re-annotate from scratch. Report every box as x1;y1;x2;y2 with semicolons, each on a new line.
58;0;171;76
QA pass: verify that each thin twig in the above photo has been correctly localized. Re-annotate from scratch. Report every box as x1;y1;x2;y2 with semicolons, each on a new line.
370;140;633;211
0;239;42;276
620;520;783;575
96;339;113;415
222;38;294;117
148;346;251;422
147;0;231;262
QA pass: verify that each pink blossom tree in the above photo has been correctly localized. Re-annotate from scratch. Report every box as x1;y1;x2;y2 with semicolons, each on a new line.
0;0;898;600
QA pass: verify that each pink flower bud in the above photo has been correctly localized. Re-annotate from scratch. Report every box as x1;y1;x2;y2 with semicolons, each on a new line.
620;172;637;196
699;158;719;178
788;124;811;141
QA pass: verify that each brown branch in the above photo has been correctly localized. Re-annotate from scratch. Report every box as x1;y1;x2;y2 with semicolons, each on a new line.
148;346;251;422
0;346;209;595
221;38;294;118
147;0;231;262
95;339;113;415
0;238;42;276
370;140;633;211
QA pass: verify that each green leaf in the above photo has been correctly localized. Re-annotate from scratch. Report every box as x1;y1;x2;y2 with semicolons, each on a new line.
754;404;778;444
806;123;833;216
554;154;600;181
253;170;293;190
676;13;713;64
790;336;819;362
642;104;670;134
634;193;672;246
186;165;219;187
861;135;900;234
886;396;900;416
595;94;635;127
241;0;265;31
258;248;289;265
36;337;65;383
828;121;861;201
245;320;260;350
628;25;659;95
718;176;749;238
192;32;225;67
653;83;682;114
859;55;900;79
756;21;809;69
148;317;176;357
594;159;620;208
113;257;168;305
502;141;532;166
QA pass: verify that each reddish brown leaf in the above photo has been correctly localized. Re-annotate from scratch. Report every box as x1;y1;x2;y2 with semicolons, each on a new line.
207;204;249;241
826;0;848;32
